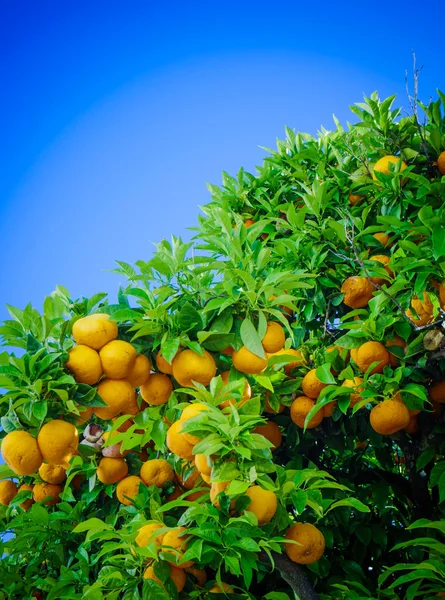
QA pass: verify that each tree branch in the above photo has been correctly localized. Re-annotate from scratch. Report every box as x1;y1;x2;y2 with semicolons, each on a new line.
259;551;321;600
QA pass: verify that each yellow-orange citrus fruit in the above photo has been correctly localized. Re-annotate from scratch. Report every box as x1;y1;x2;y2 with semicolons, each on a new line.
186;489;208;501
437;151;445;175
342;377;364;407
194;454;212;477
116;475;144;505
302;369;327;399
429;380;445;404
264;392;284;414
253;420;282;449
127;354;151;388
369;255;393;285
356;341;390;375
232;346;268;374
1;430;43;475
285;523;325;564
221;346;234;356
177;465;202;490
372;155;407;179
95;379;136;420
348;194;363;205
66;345;103;385
143;564;186;592
218;371;251;409
243;218;256;228
370;399;410;435
140;459;174;488
244;485;277;525
75;405;94;424
290;396;323;429
403;415;419;434
180;403;210;445
72;313;118;350
185;566;207;586
210;481;231;509
272;348;305;374
99;340;137;379
350;347;359;363
393;391;421;416
386;334;407;367
166;421;195;460
156;350;177;374
341;276;375;308
373;232;390;246
39;463;66;484
140;373;173;406
406;292;434;326
209;582;234;593
323;402;336;417
262;321;286;353
172;349;216;388
38;420;78;466
167;485;184;501
0;480;18;505
136;522;165;548
162;526;193;568
97;457;128;484
17;483;34;510
33;483;62;505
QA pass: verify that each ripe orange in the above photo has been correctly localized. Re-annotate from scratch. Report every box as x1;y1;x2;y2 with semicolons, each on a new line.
355;341;389;375
127;354;151;388
180;403;210;445
140;459;174;488
373;232;390;247
341;377;364;407
218;371;251;409
1;430;43;476
285;523;325;564
244;485;277;525
97;457;128;484
140;373;173;405
0;480;18;506
253;420;282;449
209;582;234;593
386;334;407;367
95;379;136;420
162;527;194;569
156;350;176;374
136;522;165;548
72;314;118;350
99;340;137;379
370;399;410;435
172;349;216;388
348;194;363;205
301;369;327;399
66;345;103;385
262;321;286;353
290;396;323;429
166;421;195;460
33;483;62;505
406;292;434;326
341;276;375;308
143;564;186;592
369;255;393;285
232;346;268;374
372;155;407;180
116;475;144;505
436;151;445;175
429;380;445;404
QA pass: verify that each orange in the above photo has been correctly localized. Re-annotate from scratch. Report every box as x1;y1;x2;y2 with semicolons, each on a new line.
429;380;445;404
166;421;195;460
323;402;336;417
1;430;43;475
348;194;363;205
406;292;434;326
271;348;305;374
373;232;390;247
290;396;323;429
66;345;103;385
386;334;407;367
210;481;231;509
172;349;216;388
218;371;251;409
437;151;445;175
341;377;364;407
194;454;213;477
262;321;286;353
232;346;268;374
243;218;256;228
372;155;407;180
116;475;144;505
180;403;210;445
127;354;151;388
302;369;327;399
253;420;282;449
140;373;173;405
75;405;94;424
162;527;193;569
369;255;393;285
176;465;201;490
264;392;284;414
355;341;390;375
185;566;207;586
403;415;419;434
370;399;410;435
244;485;277;525
209;582;234;593
97;457;128;484
99;340;137;379
285;523;325;564
0;480;18;505
17;483;34;510
341;276;375;308
39;464;66;484
143;564;186;592
156;349;179;375
140;459;174;488
95;379;136;420
72;313;118;350
33;483;62;505
136;522;165;548
37;420;78;466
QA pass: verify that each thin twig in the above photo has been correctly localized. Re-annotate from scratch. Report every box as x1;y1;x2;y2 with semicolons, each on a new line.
405;51;429;161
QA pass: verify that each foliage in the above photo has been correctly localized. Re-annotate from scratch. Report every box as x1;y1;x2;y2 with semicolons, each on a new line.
1;88;445;599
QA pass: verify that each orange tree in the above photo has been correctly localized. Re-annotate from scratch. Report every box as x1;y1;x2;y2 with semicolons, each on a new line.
1;89;445;600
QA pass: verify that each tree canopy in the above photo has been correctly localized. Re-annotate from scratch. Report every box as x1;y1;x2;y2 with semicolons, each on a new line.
1;88;445;600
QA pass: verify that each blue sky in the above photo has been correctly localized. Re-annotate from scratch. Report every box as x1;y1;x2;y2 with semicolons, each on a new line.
1;1;442;319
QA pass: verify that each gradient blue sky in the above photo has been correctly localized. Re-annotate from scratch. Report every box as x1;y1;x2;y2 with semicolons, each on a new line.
1;1;442;319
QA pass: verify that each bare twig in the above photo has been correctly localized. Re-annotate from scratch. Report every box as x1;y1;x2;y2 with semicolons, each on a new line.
405;51;429;161
259;551;321;600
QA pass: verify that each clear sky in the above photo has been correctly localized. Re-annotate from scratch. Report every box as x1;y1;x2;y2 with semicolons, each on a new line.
1;0;443;319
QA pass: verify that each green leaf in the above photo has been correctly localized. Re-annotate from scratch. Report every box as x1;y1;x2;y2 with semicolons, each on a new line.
73;518;112;534
416;447;436;471
240;318;266;359
432;223;445;259
315;363;336;384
